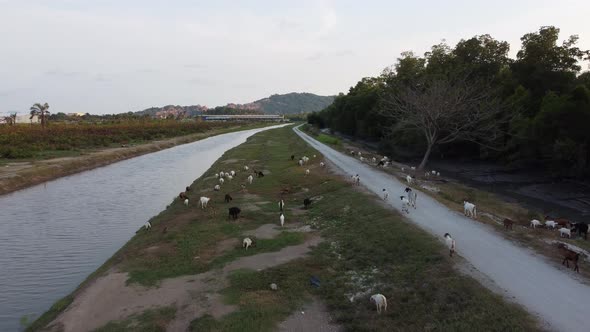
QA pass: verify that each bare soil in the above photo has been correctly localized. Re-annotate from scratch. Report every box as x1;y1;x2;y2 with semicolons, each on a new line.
45;235;323;332
278;298;343;332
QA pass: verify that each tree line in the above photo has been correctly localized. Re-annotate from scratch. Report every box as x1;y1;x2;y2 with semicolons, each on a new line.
308;26;590;176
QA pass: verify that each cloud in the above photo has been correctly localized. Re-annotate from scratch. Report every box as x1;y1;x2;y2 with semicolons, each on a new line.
94;74;111;83
321;9;337;31
183;64;206;69
305;52;324;61
305;50;354;61
44;70;81;77
187;77;215;86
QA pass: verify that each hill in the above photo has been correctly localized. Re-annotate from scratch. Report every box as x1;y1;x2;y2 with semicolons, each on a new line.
136;93;334;117
226;93;335;114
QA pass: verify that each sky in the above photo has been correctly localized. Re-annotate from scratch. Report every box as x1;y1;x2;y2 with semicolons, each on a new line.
1;0;589;115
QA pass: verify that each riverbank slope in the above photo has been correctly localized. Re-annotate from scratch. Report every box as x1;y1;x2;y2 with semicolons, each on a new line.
0;123;272;196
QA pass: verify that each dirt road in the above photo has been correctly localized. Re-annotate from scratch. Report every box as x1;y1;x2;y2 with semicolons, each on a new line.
294;125;590;332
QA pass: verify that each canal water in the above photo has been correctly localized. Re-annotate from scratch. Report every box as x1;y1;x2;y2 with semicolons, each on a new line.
0;124;287;331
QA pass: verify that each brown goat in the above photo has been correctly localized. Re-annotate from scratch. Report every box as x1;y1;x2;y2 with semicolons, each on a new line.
546;216;570;228
557;243;580;273
503;218;514;230
179;192;189;200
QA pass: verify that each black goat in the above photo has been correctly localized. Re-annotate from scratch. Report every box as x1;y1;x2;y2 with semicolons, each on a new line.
224;194;233;203
572;222;588;240
229;207;241;220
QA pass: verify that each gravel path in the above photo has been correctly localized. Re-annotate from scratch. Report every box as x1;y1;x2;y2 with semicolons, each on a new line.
294;125;590;332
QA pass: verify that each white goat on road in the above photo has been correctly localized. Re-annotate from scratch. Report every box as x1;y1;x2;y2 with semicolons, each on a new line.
463;201;477;218
400;196;410;213
444;233;456;257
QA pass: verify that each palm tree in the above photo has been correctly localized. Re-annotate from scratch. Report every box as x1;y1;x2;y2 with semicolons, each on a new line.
3;113;17;126
30;103;50;127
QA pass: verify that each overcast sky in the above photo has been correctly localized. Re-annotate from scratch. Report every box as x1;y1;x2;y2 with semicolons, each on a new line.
1;0;589;115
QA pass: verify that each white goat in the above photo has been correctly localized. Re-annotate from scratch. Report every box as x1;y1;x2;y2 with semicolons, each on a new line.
144;221;152;230
444;233;456;257
243;237;253;250
227;175;233;181
431;170;436;175
559;227;571;238
305;169;310;176
400;196;410;213
214;184;220;191
247;175;254;184
244;165;249;171
382;189;389;201
215;173;219;178
302;156;309;164
219;171;225;178
436;172;440;176
372;157;377;163
463;201;477;218
360;156;365;162
405;188;417;209
200;196;210;209
530;219;542;228
370;294;387;313
184;198;189;206
230;170;236;176
219;178;224;185
313;154;316;158
280;213;285;227
411;166;416;171
406;175;413;184
545;220;558;229
320;162;325;167
298;159;304;166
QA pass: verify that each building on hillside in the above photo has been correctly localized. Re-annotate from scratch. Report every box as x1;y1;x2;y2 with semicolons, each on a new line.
196;114;285;122
15;115;40;124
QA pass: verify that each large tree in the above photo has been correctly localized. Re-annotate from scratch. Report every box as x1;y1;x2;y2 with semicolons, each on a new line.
380;75;507;170
30;102;50;127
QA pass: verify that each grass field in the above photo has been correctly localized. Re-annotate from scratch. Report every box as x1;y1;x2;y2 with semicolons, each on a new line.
0;120;232;159
31;125;538;331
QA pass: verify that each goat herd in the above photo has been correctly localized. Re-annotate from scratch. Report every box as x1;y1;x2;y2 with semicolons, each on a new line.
144;154;318;252
351;148;586;275
140;146;586;317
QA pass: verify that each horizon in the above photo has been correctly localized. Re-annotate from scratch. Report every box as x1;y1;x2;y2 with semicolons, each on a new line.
1;0;589;115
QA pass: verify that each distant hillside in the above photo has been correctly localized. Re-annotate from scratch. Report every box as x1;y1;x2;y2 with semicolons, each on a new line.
226;93;335;114
136;93;335;117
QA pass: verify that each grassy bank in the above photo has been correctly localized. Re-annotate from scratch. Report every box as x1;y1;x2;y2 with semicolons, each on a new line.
33;125;538;331
0;122;273;196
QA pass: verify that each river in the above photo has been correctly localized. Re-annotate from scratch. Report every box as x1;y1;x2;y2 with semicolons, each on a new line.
0;124;287;331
